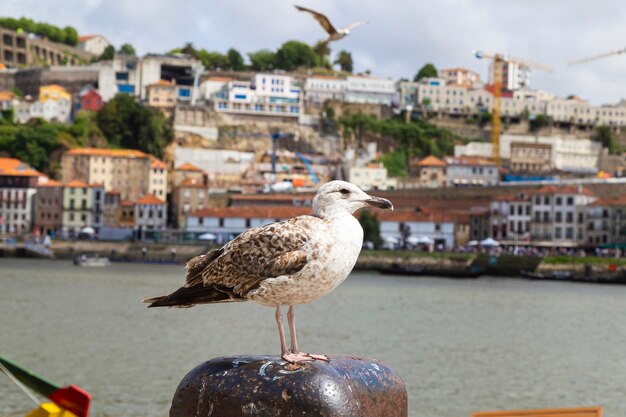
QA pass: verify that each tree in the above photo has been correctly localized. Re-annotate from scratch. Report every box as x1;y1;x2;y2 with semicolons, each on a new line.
592;125;621;154
98;45;115;61
359;210;383;248
118;43;136;55
334;50;353;73
227;48;246;71
10;122;62;173
248;49;276;71
197;50;229;70
275;40;319;70
63;26;78;46
95;94;171;158
413;63;438;82
181;42;198;57
529;114;550;132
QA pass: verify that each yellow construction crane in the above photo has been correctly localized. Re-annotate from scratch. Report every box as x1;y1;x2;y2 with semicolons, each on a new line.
568;47;626;66
474;51;552;165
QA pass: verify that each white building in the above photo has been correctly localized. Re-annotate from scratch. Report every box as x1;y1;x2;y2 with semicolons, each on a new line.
0;158;47;234
491;61;531;90
213;73;303;118
304;76;347;103
439;68;481;87
417;78;470;113
455;135;603;173
174;148;255;177
77;35;110;56
135;194;167;235
201;76;232;101
15;99;72;123
344;76;397;106
349;163;394;190
529;185;596;246
378;210;456;248
490;193;531;242
444;156;499;187
149;159;168;199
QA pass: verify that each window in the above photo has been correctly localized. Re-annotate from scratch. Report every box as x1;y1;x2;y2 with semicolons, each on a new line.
245;219;251;228
544;196;550;205
534;196;540;205
556;197;562;205
578;212;584;223
566;212;573;223
517;206;523;215
509;206;514;215
543;212;549;222
219;218;224;227
555;227;562;239
81;214;86;222
566;227;574;239
555;212;562;222
567;197;574;205
69;213;75;221
509;221;515;232
198;217;204;225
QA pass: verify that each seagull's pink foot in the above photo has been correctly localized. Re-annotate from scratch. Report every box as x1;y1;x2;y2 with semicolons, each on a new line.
304;353;330;362
282;352;316;363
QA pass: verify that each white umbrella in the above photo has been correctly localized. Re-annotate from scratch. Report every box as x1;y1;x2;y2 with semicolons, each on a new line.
417;236;434;244
383;236;399;244
198;232;217;241
468;240;479;246
406;236;419;245
80;227;95;234
480;237;500;247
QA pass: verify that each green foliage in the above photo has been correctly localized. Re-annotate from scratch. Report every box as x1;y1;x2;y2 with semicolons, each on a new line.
592;125;621;154
413;63;438;82
2;122;62;173
0;17;78;46
334;50;353;73
98;45;115;61
359;210;383;248
95;94;171;158
529;113;550;132
248;49;276;71
118;43;136;55
0;108;14;125
339;113;462;176
275;40;319;71
379;148;407;177
227;48;246;71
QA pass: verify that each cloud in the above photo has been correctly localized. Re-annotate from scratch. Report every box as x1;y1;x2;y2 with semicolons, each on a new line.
2;0;626;104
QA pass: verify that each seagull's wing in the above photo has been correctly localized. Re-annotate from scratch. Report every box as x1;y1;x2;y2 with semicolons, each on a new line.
145;217;320;308
295;5;337;35
341;20;367;32
190;215;320;294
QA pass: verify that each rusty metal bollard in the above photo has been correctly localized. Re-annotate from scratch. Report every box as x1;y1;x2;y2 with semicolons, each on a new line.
170;355;407;417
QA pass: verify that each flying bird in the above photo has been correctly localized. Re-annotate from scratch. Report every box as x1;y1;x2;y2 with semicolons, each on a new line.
144;181;393;364
295;5;367;44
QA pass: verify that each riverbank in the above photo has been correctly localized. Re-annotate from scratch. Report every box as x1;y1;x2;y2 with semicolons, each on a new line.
2;240;625;283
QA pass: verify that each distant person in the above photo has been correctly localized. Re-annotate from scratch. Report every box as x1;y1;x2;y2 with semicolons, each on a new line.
171;247;177;261
142;247;148;261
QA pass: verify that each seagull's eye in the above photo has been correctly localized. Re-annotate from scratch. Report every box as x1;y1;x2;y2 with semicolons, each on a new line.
339;188;351;195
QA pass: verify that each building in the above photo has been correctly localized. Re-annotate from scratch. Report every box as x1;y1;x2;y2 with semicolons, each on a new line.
349;163;393;190
135;194;167;238
444;156;499;187
0;91;19;112
34;180;64;237
77;35;110;56
0;27;92;68
510;142;553;173
0;158;46;234
585;199;614;247
61;148;151;201
439;68;481;88
529;185;596;247
78;88;103;112
174;148;255;181
304;75;347;104
171;162;205;188
15;96;72;123
103;190;121;228
39;84;71;103
119;199;135;229
149;159;168;199
61;180;104;235
490;193;531;242
201;76;231;101
344;76;397;106
138;54;199;100
146;79;176;113
378;209;456;248
171;177;208;228
410;156;447;188
491;61;531;90
213;73;303;120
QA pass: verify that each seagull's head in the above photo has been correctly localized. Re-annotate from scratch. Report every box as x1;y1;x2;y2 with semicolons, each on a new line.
313;180;393;217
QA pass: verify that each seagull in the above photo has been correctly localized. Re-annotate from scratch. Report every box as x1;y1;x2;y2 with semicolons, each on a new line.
144;181;393;364
295;5;367;44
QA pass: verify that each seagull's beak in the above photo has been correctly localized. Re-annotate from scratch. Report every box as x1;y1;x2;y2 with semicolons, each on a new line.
364;196;394;210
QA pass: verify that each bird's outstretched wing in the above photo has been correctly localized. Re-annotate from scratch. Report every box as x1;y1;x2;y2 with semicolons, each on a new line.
145;216;322;307
295;5;337;35
342;21;367;32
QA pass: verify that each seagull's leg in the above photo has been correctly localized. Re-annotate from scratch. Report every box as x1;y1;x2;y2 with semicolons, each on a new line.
276;305;313;363
287;305;329;362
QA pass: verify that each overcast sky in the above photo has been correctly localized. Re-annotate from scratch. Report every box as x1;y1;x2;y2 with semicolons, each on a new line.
3;0;626;105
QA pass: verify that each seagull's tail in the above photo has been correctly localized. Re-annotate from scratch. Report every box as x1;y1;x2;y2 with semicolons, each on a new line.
143;284;241;308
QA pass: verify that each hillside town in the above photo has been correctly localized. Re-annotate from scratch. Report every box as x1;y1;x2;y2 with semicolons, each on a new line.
1;23;626;253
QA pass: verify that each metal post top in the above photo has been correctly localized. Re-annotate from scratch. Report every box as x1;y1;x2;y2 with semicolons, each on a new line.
170;355;407;417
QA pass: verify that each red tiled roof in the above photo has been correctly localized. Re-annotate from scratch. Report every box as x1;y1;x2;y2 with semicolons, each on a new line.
190;206;311;219
0;157;45;177
65;180;90;188
177;162;203;172
179;178;206;188
206;76;233;82
151;158;167;169
136;193;166;205
78;35;98;42
530;185;595;197
444;156;495;166
39;179;62;187
66;148;149;159
231;193;315;201
416;156;446;167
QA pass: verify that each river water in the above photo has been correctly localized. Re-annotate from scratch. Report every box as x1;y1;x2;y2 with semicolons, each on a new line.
1;258;625;417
